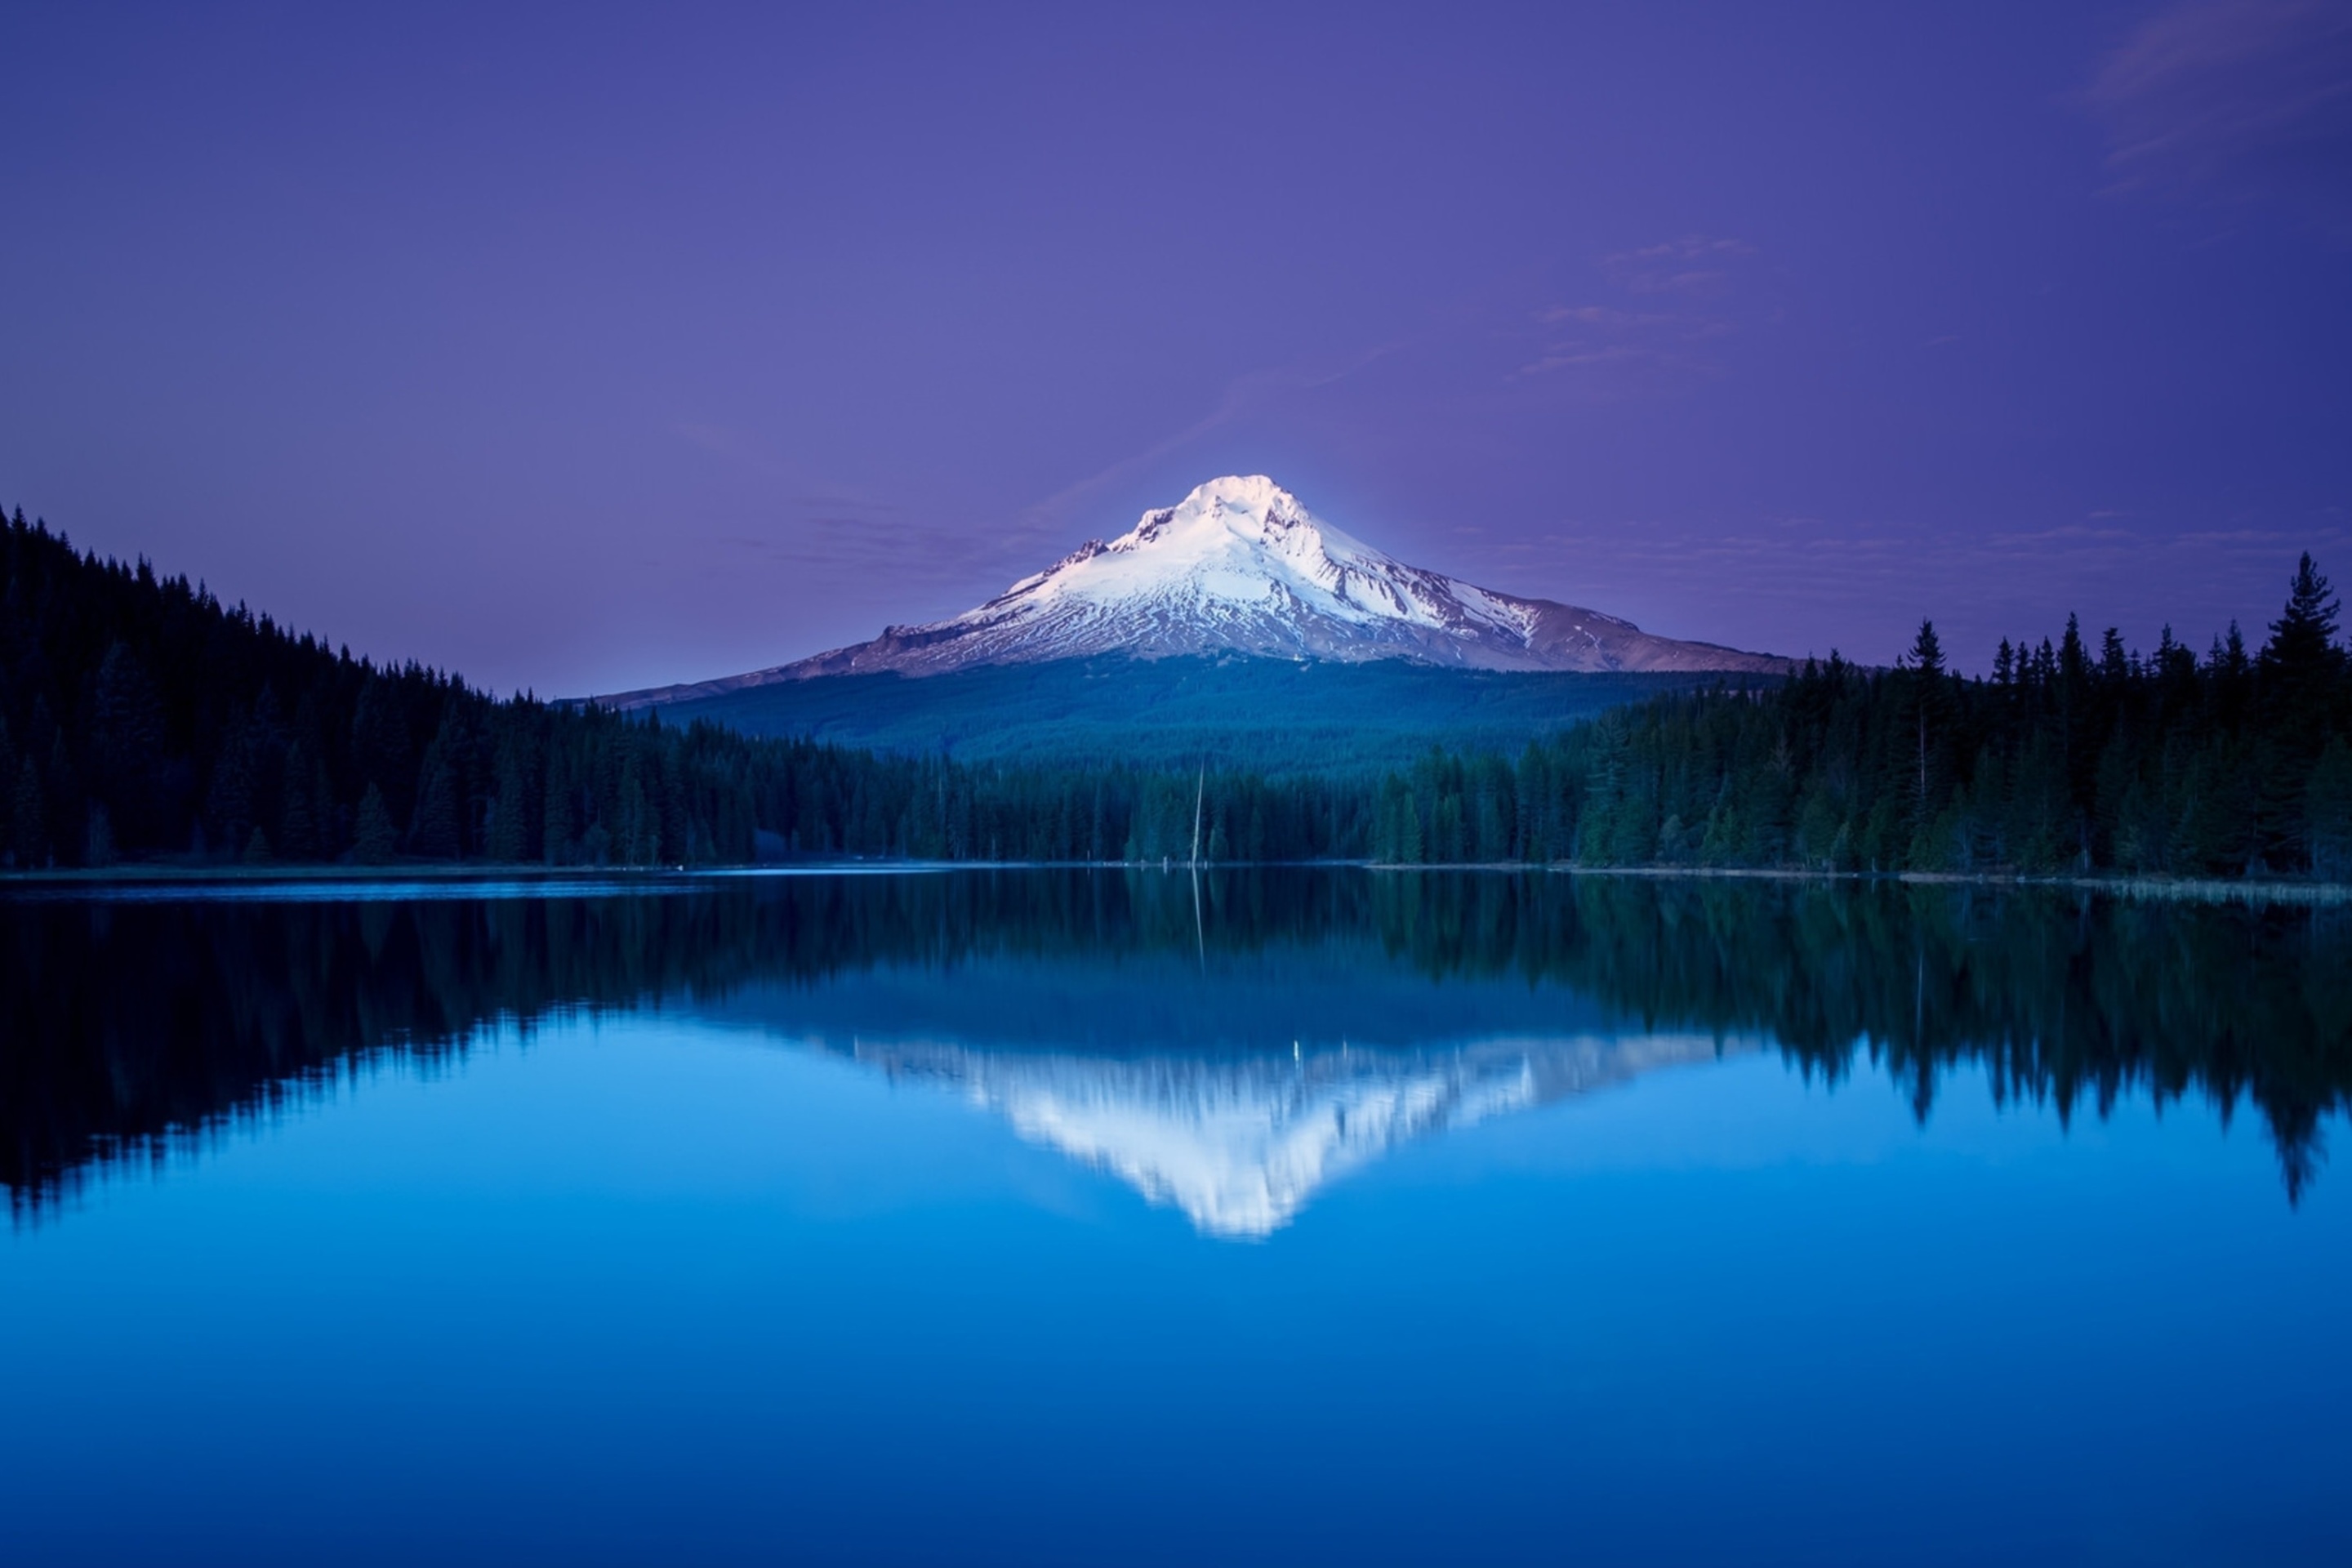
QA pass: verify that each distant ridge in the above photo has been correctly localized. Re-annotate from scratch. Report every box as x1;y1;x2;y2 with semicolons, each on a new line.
596;476;1789;708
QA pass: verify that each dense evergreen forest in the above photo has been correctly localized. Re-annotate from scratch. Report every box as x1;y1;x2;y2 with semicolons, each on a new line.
1376;555;2352;876
0;510;1369;868
7;504;2349;880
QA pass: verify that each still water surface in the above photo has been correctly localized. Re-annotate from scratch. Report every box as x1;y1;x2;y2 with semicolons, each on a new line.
4;870;2349;1565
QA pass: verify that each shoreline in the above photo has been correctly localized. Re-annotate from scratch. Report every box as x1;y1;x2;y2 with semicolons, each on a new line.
1379;862;2352;904
4;858;2350;905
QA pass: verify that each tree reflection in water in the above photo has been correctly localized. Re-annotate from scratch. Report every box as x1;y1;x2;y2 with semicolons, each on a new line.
4;870;2346;1216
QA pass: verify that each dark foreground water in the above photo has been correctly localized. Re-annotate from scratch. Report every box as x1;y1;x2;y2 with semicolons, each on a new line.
4;870;2350;1566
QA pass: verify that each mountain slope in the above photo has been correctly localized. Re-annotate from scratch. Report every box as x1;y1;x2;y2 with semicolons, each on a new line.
608;475;1788;706
642;655;1736;775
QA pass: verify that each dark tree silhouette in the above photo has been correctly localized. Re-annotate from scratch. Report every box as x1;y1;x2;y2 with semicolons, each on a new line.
1374;557;2352;878
6;507;2349;880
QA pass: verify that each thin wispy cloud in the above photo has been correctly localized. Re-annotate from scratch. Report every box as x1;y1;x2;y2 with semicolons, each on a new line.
1536;305;1677;328
1518;236;1756;390
669;423;1018;599
1471;513;2350;666
2084;0;2352;226
1598;235;1757;296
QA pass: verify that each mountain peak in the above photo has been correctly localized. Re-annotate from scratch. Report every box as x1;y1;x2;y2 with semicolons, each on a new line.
1180;473;1298;510
609;478;1792;700
1107;474;1329;555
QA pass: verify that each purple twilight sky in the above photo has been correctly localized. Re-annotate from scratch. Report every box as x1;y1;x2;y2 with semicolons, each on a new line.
3;1;2349;693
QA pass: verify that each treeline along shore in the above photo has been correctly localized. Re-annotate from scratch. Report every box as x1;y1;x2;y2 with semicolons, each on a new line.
0;510;1362;868
1374;557;2352;876
6;873;2346;1210
4;506;2350;879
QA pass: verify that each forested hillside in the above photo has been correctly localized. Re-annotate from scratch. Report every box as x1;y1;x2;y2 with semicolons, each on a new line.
8;505;2348;880
0;510;1368;869
1376;556;2352;876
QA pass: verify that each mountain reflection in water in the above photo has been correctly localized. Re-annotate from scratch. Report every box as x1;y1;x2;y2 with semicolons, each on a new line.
826;1032;1747;1236
4;869;2349;1225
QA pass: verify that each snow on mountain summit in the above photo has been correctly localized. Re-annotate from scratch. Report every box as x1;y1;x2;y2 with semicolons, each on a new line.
623;477;1788;701
936;474;1547;666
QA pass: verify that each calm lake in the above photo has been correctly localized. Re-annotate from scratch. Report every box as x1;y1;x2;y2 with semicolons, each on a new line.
4;869;2349;1566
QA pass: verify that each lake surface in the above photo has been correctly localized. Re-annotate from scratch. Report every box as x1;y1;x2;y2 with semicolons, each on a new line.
4;869;2349;1566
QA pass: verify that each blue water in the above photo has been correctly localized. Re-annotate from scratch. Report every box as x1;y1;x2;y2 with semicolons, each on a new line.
2;871;2347;1565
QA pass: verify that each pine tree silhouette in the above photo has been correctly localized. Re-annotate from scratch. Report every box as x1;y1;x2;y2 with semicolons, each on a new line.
2264;552;2341;684
352;785;399;864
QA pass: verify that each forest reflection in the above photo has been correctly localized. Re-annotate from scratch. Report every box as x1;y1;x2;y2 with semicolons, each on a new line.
4;869;2347;1214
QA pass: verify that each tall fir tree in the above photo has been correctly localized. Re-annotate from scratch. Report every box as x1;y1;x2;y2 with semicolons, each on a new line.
352;784;399;864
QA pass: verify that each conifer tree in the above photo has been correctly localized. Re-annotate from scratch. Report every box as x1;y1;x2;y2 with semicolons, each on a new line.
278;742;322;860
206;712;258;853
90;643;166;845
1906;619;1946;812
407;746;461;860
353;785;399;864
542;741;579;865
350;678;412;823
2305;738;2352;880
2263;553;2341;686
1909;618;1945;678
13;758;46;867
488;735;532;862
83;805;116;867
0;719;14;857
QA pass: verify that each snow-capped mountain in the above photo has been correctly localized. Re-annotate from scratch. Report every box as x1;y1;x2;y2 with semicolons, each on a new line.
619;476;1786;703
